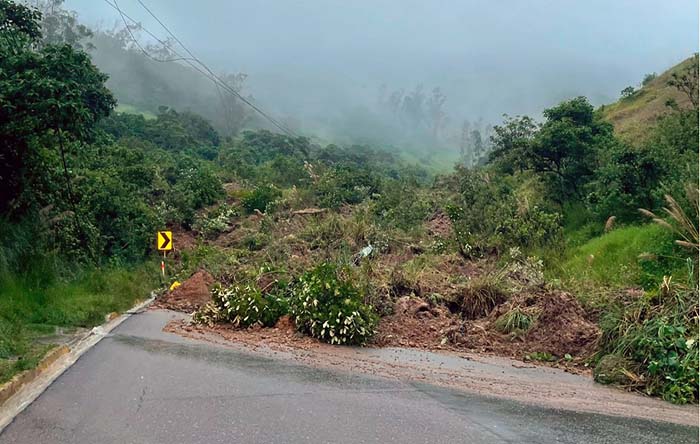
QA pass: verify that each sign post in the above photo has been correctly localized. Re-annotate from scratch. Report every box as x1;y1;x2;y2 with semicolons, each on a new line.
156;231;173;278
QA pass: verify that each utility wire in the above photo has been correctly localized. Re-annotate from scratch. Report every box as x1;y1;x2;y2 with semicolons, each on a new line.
113;0;195;64
103;0;296;136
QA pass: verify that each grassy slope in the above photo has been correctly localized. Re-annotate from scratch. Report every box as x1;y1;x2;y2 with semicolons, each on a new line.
0;264;158;383
599;56;694;143
556;224;686;290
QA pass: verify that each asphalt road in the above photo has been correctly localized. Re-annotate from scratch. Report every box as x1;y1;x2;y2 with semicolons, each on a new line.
1;310;697;444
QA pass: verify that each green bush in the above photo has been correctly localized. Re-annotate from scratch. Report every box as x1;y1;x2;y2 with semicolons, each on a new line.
596;274;698;404
290;263;377;345
241;185;282;213
315;166;380;209
193;283;288;328
446;169;562;256
193;204;239;238
372;180;433;230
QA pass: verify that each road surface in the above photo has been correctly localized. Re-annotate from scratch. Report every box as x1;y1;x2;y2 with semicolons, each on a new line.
0;309;697;444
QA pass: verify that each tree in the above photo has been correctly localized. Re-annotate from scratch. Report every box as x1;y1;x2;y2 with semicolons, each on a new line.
588;142;664;222
620;86;635;98
667;54;699;111
642;72;657;86
427;87;447;139
401;84;425;129
0;0;115;215
488;115;538;174
25;0;93;50
460;120;472;166
528;97;613;200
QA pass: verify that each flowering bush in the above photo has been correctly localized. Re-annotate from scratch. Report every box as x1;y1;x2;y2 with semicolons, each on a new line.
290;263;377;345
193;283;287;328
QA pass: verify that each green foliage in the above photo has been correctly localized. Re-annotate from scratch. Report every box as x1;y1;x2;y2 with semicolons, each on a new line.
0;261;157;382
193;283;288;328
193;204;239;238
218;130;311;184
488;115;538;174
0;1;42;42
446;169;562;256
642;73;657;86
315;166;381;209
290;263;377;345
100;108;221;160
242;185;282;213
525;351;555;362
594;354;639;385
620;86;636;98
372;180;433;230
596;275;698;404
454;273;509;320
169;156;224;226
494;307;534;334
587;142;664;223
0;4;115;213
560;224;685;289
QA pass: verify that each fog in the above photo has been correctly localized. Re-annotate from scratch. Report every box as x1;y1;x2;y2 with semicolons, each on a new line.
65;0;698;150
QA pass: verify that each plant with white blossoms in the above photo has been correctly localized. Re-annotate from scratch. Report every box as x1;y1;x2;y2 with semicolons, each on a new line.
290;263;377;345
193;283;287;328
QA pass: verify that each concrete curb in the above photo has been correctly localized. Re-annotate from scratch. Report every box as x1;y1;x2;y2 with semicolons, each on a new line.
0;294;156;433
0;345;70;406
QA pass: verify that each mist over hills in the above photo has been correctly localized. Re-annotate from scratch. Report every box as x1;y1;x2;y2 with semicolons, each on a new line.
63;0;698;154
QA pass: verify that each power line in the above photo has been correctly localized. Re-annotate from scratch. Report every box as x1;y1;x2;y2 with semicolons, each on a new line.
132;0;295;136
102;0;296;136
112;0;193;64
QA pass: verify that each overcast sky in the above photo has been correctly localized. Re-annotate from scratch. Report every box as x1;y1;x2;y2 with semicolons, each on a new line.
65;0;698;127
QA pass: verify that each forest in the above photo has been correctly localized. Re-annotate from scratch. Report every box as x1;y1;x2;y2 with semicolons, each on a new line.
0;0;698;405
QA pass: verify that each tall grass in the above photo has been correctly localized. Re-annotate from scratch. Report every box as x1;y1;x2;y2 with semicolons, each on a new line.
556;224;687;289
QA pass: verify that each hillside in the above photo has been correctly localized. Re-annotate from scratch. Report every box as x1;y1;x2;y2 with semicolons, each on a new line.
600;55;696;142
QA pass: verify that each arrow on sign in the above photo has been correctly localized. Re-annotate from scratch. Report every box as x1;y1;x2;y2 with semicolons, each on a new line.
159;231;171;250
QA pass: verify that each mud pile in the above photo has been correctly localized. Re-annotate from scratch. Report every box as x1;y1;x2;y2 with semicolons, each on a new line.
446;290;600;360
157;270;214;313
374;296;458;348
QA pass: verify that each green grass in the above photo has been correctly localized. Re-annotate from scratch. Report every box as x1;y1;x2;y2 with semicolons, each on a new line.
556;224;686;289
0;263;159;383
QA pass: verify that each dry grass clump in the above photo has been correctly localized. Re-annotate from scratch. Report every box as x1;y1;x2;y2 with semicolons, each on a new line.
455;273;509;320
639;185;698;251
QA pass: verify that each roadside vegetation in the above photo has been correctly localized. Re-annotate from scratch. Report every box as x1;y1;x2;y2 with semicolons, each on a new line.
0;1;697;404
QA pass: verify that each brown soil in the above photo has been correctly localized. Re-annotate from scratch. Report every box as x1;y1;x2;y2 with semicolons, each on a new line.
169;227;198;257
374;296;457;349
163;316;317;350
425;210;453;238
446;290;601;364
155;270;214;313
375;288;600;372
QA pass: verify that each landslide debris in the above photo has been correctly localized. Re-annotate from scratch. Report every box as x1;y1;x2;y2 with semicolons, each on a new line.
157;270;214;313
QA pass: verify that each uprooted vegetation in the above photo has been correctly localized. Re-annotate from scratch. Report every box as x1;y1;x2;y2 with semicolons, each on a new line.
1;3;696;404
161;78;697;404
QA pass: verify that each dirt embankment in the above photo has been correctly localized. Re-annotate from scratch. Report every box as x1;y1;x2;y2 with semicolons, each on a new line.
375;290;600;370
155;270;214;313
159;211;600;373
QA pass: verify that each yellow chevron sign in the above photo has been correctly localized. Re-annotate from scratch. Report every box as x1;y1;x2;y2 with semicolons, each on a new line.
156;231;172;251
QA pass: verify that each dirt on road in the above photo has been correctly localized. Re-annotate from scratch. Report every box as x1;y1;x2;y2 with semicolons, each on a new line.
161;311;697;427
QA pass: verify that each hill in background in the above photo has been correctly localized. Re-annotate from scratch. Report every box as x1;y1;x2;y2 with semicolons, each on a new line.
600;55;697;143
